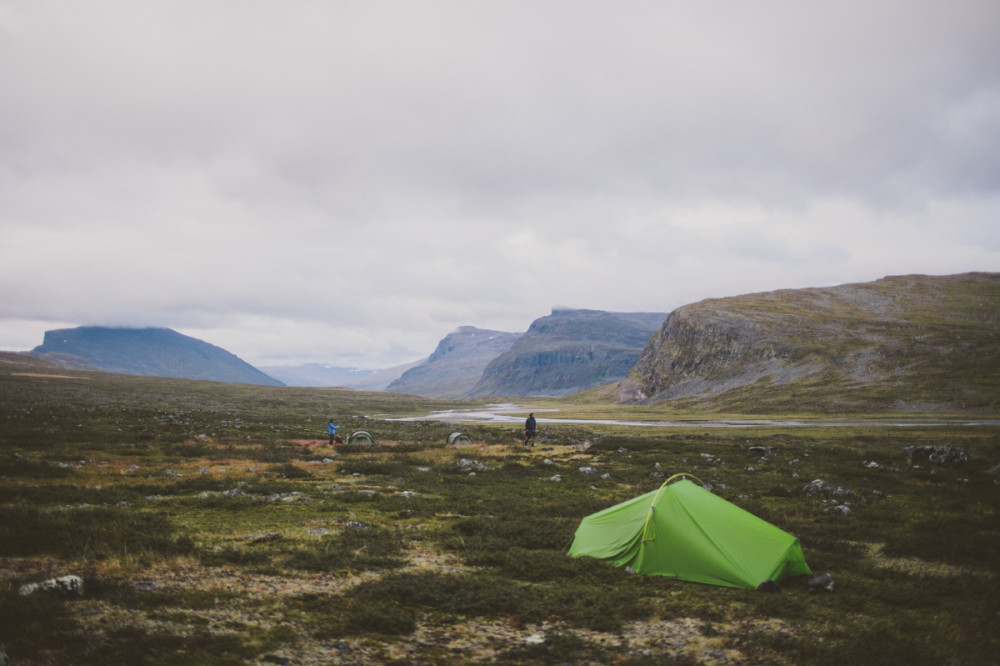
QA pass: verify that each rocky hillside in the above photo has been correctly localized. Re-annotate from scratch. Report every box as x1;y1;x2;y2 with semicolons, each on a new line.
621;273;1000;413
471;309;667;397
387;327;522;399
30;327;284;387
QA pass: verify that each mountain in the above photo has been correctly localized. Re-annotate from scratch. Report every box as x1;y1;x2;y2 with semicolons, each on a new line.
621;272;1000;413
470;309;668;397
30;327;284;387
386;326;523;398
260;360;422;389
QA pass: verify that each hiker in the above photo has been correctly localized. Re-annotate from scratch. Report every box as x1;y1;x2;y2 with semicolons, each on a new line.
524;413;537;446
328;419;342;445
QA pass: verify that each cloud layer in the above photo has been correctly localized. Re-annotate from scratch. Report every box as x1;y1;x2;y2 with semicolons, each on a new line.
2;1;998;367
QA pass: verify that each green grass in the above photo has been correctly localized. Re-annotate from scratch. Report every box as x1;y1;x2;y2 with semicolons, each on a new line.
1;359;999;664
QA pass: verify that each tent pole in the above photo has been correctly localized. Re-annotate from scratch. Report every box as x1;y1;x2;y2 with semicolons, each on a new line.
635;473;704;571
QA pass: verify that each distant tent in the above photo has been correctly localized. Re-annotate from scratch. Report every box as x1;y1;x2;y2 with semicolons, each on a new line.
347;430;374;445
567;474;812;589
447;432;472;446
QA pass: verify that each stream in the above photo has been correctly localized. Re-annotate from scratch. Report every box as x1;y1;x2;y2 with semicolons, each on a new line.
388;403;1000;428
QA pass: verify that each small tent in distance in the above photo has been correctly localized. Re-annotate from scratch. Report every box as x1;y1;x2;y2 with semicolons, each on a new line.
567;474;811;590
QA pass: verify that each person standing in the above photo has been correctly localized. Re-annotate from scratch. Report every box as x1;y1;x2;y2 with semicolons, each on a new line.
328;419;342;445
524;413;537;447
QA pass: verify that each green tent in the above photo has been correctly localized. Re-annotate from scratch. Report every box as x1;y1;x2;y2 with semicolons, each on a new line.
567;474;811;589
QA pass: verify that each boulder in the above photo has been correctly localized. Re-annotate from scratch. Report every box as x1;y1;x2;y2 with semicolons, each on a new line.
903;445;969;465
19;575;84;597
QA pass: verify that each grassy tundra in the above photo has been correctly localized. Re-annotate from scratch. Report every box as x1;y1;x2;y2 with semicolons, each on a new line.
1;354;998;664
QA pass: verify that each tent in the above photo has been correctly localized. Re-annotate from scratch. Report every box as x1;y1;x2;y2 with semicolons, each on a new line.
447;432;472;446
567;474;812;589
347;430;375;445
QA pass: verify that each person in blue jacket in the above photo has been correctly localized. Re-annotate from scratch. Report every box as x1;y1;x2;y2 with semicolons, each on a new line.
328;419;342;445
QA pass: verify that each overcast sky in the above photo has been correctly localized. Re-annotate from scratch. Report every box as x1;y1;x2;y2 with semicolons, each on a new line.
2;1;998;369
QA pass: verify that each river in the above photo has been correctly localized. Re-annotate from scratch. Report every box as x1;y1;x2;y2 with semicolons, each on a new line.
387;403;1000;428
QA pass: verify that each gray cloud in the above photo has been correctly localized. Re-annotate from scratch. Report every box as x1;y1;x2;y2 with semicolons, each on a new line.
1;1;998;367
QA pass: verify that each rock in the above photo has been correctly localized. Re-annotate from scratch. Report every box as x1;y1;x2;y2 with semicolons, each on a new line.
862;461;880;469
549;474;562;482
807;573;835;593
600;473;612;480
903;445;969;465
802;478;855;497
749;445;773;456
757;579;779;593
824;504;851;515
578;466;598;474
306;528;329;535
19;575;84;597
456;458;486;472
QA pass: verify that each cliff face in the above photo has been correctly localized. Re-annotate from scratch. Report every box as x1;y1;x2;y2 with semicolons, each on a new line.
471;309;667;397
386;326;522;398
623;273;1000;412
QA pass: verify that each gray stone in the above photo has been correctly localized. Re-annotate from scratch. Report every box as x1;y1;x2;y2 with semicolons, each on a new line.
807;573;835;593
19;575;84;597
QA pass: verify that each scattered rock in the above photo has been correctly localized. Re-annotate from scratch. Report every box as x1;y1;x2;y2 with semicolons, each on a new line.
903;445;969;465
600;473;612;480
807;573;835;593
549;474;562;482
578;466;598;474
19;575;84;597
824;504;851;515
802;479;855;497
305;528;329;535
456;458;486;472
862;461;881;469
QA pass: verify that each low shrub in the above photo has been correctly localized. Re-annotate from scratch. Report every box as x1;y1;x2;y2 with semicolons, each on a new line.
0;506;193;560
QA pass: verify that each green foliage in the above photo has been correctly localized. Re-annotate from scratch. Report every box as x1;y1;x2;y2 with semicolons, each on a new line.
0;506;193;560
285;526;408;572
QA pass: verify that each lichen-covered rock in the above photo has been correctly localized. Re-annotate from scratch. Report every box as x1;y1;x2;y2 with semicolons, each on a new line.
19;575;84;597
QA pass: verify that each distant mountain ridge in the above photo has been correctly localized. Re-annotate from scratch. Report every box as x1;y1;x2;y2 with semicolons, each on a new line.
31;327;284;387
260;360;422;389
622;272;1000;412
386;326;523;398
469;309;668;397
